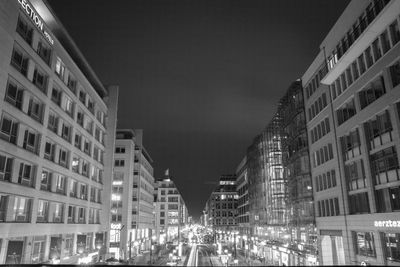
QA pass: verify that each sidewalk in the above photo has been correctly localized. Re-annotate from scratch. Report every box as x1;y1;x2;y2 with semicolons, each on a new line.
210;256;223;266
235;250;265;266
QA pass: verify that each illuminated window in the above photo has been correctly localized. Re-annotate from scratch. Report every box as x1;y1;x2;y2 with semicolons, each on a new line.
111;194;121;201
55;57;65;80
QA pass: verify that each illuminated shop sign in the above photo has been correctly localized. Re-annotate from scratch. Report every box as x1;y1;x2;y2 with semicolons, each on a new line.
17;0;54;45
111;223;122;230
374;220;400;227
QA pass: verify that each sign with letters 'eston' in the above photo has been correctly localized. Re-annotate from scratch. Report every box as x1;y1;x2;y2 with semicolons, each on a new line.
17;0;54;45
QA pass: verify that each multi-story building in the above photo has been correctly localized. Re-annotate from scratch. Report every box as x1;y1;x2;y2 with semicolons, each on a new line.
304;0;400;265
109;129;155;260
280;80;318;265
154;171;188;245
200;212;206;227
204;174;238;243
235;156;249;248
241;111;290;264
0;0;118;264
247;133;267;235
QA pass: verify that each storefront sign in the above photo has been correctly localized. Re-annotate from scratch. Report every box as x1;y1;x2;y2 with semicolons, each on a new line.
374;220;400;227
17;0;54;45
111;223;122;230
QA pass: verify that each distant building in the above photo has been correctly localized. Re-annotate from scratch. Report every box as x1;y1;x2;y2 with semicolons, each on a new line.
235;156;249;248
154;171;188;244
204;174;238;243
110;129;155;260
200;211;207;227
0;0;118;264
187;216;193;225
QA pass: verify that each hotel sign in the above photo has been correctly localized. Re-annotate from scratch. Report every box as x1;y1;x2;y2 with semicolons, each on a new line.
374;220;400;227
17;0;54;45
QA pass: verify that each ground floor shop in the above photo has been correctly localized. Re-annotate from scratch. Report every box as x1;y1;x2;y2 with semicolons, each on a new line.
0;231;106;264
318;213;400;265
109;226;152;260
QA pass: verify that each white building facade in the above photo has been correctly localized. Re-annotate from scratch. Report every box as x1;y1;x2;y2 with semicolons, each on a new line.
109;129;155;260
0;0;118;264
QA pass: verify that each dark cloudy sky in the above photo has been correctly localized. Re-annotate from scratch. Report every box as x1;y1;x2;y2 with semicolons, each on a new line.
48;0;349;219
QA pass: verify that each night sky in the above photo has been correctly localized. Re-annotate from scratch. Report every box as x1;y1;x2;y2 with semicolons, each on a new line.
48;0;349;219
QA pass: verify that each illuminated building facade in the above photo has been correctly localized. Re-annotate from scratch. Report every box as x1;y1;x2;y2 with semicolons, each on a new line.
304;0;400;265
245;111;291;265
110;129;155;260
154;172;188;244
0;0;118;264
204;174;238;242
280;80;318;265
235;156;249;247
247;134;268;232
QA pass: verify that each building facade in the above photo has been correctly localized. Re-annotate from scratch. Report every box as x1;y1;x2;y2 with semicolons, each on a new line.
204;174;238;244
0;0;118;264
154;172;188;245
280;80;318;265
304;0;400;265
110;129;155;260
235;156;249;248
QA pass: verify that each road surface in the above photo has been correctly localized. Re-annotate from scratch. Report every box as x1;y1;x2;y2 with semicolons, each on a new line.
196;245;214;266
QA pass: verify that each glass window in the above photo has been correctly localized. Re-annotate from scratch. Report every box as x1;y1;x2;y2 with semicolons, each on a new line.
32;68;48;94
61;123;71;142
331;83;337;99
5;78;24;110
337;99;356;125
11;46;29;76
13;196;31;222
16;16;33;44
351;61;359;81
383;232;400;262
18;162;34;187
358;54;366;75
36;200;49;222
340;73;347;91
390;60;400;88
346;67;353;85
359;76;386;109
389;20;400;46
354;232;376;257
63;96;74;117
370;146;399;185
55;57;65;80
36;40;52;65
79;91;86;105
0;154;13;182
365;47;374;68
389;186;400;211
372;38;382;61
67;75;77;94
335;78;342;97
380;30;391;54
349;192;370;214
56;175;65;193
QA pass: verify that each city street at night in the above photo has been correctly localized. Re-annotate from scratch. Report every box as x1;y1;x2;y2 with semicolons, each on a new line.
1;0;400;265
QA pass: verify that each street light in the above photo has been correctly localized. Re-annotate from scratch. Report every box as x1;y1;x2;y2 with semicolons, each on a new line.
232;231;238;260
150;235;156;264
